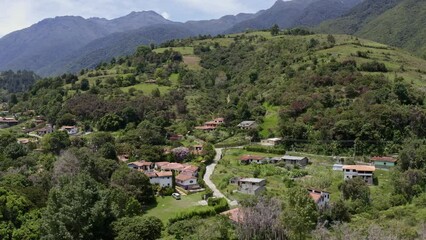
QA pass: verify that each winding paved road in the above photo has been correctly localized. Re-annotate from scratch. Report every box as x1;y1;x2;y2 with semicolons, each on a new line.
203;148;238;206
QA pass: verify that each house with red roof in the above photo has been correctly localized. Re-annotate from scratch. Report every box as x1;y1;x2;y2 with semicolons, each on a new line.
307;189;330;208
239;155;266;165
194;117;225;131
176;173;198;190
127;161;155;172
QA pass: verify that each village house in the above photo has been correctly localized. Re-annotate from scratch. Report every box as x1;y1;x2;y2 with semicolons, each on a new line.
175;173;199;190
191;145;204;155
0;117;19;127
260;138;282;146
60;126;79;135
238;178;266;195
195;117;225;131
36;124;54;136
370;156;397;169
117;154;130;162
307;189;330;208
145;171;173;188
155;162;199;177
239;155;267;164
282;155;309;167
127;161;155;172
332;164;344;171
342;165;376;184
267;157;283;164
168;134;183;141
237;121;257;130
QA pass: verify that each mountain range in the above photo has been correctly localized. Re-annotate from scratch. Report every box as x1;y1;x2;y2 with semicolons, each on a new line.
318;0;426;57
0;0;364;76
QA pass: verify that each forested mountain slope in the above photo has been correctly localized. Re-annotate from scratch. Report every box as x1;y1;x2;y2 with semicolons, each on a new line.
1;32;426;239
317;0;426;57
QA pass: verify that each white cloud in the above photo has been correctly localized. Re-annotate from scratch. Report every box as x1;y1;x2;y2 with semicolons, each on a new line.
161;12;170;20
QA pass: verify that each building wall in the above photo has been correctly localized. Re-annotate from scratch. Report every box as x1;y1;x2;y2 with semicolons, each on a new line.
150;177;173;188
374;161;395;168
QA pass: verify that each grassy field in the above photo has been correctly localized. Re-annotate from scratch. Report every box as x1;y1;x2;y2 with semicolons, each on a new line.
154;47;194;55
211;148;395;204
120;83;171;94
260;103;280;138
144;192;206;223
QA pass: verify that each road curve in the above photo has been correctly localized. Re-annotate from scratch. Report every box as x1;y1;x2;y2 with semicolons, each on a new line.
203;148;238;206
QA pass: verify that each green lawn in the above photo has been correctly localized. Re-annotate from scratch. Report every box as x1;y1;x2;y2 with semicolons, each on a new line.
154;47;194;55
260;103;280;138
144;192;206;223
120;83;171;94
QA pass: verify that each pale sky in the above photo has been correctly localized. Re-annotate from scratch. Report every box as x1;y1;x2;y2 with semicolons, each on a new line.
0;0;279;37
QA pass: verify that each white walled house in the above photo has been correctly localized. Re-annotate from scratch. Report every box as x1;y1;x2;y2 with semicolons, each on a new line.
308;189;330;208
260;138;282;146
145;171;173;188
238;178;266;195
176;173;199;190
343;165;376;184
60;126;79;135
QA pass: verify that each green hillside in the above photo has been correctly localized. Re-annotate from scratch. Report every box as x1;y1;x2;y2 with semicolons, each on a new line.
1;31;426;239
317;0;426;58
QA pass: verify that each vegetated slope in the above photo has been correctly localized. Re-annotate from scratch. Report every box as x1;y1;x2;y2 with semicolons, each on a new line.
226;0;363;33
317;0;426;57
184;13;256;36
317;0;403;34
39;24;196;76
0;70;40;93
356;0;426;56
0;11;171;74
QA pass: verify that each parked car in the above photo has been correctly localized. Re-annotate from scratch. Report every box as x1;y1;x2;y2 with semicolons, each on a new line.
172;193;181;200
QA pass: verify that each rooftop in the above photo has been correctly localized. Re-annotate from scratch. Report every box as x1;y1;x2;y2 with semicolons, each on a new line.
176;173;197;181
371;156;397;163
221;208;242;223
343;165;376;172
240;155;265;161
282;155;307;161
239;178;266;183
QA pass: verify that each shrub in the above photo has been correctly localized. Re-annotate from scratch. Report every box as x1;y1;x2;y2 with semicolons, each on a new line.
359;61;388;72
168;207;216;225
244;146;286;154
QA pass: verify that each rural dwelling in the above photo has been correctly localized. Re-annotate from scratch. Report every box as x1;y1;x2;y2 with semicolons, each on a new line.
238;178;266;195
176;173;199;190
239;155;266;164
267;157;283;164
332;164;343;171
237;121;257;130
60;126;78;135
155;162;199;177
282;155;309;167
260;138;282;146
117;154;130;162
192;145;204;155
370;156;397;169
36;124;53;136
168;134;183;141
194;117;225;131
307;189;330;208
342;165;376;184
127;161;154;172
145;171;173;188
0;117;19;127
221;208;243;223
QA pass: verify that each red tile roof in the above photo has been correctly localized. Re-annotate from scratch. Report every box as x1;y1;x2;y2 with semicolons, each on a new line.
371;156;397;163
240;155;265;161
309;192;322;203
156;171;173;177
343;165;376;172
176;173;197;181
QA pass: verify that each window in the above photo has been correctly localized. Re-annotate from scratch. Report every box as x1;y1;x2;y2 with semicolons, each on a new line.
190;180;193;183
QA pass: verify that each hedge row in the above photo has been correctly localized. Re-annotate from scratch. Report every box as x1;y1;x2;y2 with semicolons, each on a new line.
244;145;286;154
208;197;229;213
168;206;216;224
